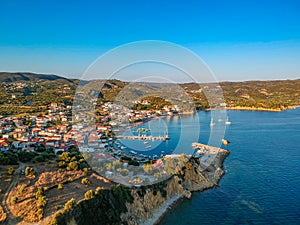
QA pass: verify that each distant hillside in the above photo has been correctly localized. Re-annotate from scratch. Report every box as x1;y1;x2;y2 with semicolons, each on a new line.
0;72;74;83
0;71;300;114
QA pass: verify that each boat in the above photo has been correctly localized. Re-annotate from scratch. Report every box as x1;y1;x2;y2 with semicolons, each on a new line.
130;150;138;155
210;118;216;127
225;117;231;125
146;145;151;149
165;129;170;140
120;146;127;150
144;141;149;145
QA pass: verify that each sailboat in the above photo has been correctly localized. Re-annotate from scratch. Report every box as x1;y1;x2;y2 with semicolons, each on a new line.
165;129;170;140
225;117;231;125
210;118;215;127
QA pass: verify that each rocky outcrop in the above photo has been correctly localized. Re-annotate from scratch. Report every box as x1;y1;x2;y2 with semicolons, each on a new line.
120;149;230;225
49;149;229;225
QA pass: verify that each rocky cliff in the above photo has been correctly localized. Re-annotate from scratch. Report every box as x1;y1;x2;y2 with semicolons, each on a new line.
49;149;229;225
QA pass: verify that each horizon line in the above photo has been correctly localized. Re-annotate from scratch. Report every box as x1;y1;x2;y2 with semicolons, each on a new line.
0;71;299;84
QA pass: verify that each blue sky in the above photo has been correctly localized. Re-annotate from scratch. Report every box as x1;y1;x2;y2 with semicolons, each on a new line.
0;0;300;81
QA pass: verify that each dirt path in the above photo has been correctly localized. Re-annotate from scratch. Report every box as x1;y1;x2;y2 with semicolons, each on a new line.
2;162;26;225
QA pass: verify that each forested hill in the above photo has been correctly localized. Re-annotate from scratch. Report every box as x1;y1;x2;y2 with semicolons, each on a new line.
0;72;74;83
181;79;300;110
1;72;300;114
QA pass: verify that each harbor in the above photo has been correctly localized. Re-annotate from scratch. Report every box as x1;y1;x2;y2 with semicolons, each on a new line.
116;134;170;141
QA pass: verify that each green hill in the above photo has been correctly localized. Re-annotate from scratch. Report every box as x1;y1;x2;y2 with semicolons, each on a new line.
0;72;74;83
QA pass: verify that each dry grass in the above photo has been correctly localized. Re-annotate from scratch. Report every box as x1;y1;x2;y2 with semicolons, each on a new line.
6;163;113;223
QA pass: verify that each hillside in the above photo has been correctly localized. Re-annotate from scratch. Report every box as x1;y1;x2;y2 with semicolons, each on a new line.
1;72;300;114
0;72;74;83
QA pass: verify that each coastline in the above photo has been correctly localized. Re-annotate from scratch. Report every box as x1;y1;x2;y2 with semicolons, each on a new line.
139;148;230;225
204;105;296;112
142;194;184;225
225;106;296;112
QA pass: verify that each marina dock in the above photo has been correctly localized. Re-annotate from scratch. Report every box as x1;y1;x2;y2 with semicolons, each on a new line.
117;135;170;141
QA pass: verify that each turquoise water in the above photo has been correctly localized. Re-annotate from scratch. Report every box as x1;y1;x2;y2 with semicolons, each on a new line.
155;109;300;225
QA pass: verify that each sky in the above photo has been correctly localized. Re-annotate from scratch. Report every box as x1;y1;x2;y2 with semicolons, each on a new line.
0;0;300;82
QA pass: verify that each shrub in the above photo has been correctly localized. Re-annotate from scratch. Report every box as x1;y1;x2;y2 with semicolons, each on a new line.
84;190;94;200
7;167;14;175
64;198;76;211
95;187;104;195
18;184;26;194
128;160;139;166
11;196;18;204
25;167;36;176
81;178;91;186
37;196;48;208
36;208;44;216
67;161;78;171
33;155;44;162
58;183;63;190
36;187;44;199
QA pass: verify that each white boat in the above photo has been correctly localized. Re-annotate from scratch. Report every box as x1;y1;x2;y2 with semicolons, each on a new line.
130;150;137;155
146;145;151;149
225;117;231;125
120;146;127;150
210;118;215;127
144;141;148;145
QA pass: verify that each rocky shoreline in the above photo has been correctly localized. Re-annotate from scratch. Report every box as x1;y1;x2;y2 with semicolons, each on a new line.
47;147;230;225
121;148;230;225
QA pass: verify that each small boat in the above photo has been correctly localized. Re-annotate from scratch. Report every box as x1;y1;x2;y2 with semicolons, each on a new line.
146;145;151;149
165;129;170;140
210;118;216;127
130;150;138;155
120;146;127;150
144;141;149;145
225;117;231;125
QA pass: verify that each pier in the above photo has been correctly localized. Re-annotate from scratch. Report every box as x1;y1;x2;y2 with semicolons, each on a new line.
117;135;170;141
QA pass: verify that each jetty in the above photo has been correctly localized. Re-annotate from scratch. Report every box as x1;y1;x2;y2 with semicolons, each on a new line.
117;134;170;141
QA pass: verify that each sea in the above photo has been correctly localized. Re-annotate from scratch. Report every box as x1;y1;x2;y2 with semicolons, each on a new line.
120;109;300;224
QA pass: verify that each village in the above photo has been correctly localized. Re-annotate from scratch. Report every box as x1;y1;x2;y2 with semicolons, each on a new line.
0;99;180;161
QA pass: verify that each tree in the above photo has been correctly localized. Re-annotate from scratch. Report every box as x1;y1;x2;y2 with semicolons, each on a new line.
36;187;44;199
64;198;76;211
7;167;14;175
84;190;94;200
81;178;91;186
58;183;63;190
67;161;78;171
25;167;36;176
11;196;18;204
95;187;104;195
37;196;48;208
